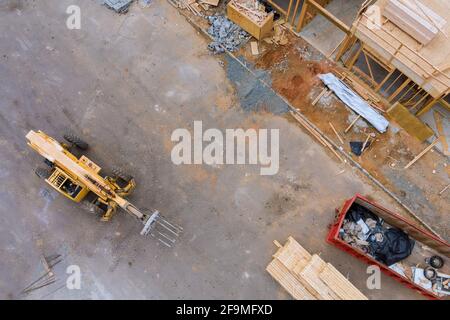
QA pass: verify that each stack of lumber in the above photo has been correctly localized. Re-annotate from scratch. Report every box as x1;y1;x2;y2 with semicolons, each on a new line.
266;237;368;300
383;0;446;45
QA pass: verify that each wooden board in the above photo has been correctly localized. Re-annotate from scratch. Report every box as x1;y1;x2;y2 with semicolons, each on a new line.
319;263;368;300
227;2;274;40
353;0;450;100
199;0;219;6
266;259;316;300
387;102;434;141
384;0;439;45
298;255;340;300
267;237;368;300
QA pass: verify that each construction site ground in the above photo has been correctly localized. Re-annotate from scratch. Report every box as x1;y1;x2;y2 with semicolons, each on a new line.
184;2;449;240
0;0;444;299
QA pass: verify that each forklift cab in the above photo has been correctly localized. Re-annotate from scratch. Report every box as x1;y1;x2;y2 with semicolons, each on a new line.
46;167;89;202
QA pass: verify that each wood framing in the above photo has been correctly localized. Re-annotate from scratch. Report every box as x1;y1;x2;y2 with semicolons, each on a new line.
295;0;349;34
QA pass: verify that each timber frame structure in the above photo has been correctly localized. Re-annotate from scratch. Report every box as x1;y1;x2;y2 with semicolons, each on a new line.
268;0;450;134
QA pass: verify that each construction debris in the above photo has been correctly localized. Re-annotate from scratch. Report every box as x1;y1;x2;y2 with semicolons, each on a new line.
199;0;219;6
227;0;274;39
21;254;62;296
103;0;133;13
250;41;259;55
267;237;368;300
229;0;270;24
340;203;415;266
439;183;450;195
207;15;250;54
350;141;370;156
319;73;389;133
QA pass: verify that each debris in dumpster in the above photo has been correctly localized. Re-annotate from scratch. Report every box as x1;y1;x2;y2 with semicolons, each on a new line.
340;203;415;266
424;266;437;281
426;255;444;269
207;15;250;54
333;196;450;298
229;0;270;25
369;228;415;266
103;0;133;13
413;267;433;290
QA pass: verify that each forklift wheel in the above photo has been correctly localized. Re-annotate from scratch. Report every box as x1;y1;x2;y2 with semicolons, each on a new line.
81;201;105;215
112;166;132;182
63;132;88;150
35;167;52;179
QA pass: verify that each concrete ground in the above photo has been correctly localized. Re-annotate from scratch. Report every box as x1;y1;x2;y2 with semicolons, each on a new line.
0;0;424;299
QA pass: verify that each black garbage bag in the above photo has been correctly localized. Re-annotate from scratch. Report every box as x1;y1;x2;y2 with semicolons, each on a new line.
369;228;415;266
347;203;380;224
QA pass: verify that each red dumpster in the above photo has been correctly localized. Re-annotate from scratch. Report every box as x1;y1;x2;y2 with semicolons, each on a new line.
327;194;450;300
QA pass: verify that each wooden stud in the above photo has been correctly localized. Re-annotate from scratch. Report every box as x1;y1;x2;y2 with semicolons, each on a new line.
388;78;411;102
416;96;439;116
307;0;350;34
375;68;395;92
329;122;344;144
295;0;308;32
345;115;361;133
404;138;439;169
312;88;329;106
439;184;450;195
363;51;375;82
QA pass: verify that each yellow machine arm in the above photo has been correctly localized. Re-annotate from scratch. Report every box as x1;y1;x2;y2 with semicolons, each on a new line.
26;130;182;246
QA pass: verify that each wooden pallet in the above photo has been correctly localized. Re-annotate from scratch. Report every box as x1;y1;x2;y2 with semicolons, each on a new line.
266;236;368;300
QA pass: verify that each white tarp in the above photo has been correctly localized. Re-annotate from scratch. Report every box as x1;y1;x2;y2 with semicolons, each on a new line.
319;73;389;133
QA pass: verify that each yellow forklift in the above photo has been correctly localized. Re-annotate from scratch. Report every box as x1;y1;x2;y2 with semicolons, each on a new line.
27;130;181;247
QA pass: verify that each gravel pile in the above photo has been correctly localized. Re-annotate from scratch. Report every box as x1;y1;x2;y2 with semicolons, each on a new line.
207;15;249;54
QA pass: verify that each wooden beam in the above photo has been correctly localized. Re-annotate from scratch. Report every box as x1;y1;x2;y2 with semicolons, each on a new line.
345;115;361;133
346;43;363;69
416;96;438;116
335;35;356;62
329;122;344;144
295;0;308;33
388;78;411;102
307;0;350;34
404;138;439;169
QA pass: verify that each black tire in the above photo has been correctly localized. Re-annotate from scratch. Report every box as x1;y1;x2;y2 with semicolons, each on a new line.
44;158;54;168
112;166;132;182
81;201;104;215
423;267;437;281
35;167;52;179
63;131;88;150
429;255;444;269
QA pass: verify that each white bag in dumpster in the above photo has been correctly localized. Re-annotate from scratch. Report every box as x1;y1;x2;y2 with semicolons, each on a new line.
318;73;389;133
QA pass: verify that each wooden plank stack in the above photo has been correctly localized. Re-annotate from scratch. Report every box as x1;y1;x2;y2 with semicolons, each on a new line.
383;0;445;45
266;237;368;300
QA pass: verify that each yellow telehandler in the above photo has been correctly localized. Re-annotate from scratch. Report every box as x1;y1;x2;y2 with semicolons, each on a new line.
26;130;181;247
